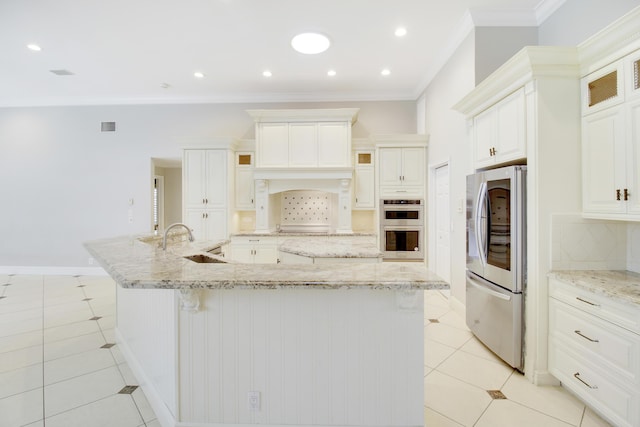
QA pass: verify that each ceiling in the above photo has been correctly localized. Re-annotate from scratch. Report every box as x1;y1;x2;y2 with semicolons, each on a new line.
0;0;562;107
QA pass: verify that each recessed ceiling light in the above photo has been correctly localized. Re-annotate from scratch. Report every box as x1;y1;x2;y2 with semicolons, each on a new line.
381;68;391;76
394;27;407;37
327;69;337;77
194;72;205;78
291;32;330;54
27;44;42;51
263;70;273;77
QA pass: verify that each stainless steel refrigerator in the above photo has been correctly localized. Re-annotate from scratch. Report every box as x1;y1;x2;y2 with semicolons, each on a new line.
466;165;526;370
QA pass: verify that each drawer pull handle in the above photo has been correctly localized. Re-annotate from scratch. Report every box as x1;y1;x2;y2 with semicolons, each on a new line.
576;297;600;307
574;330;599;343
573;372;598;389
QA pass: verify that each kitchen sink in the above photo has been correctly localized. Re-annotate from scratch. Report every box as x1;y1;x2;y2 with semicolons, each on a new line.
183;254;226;263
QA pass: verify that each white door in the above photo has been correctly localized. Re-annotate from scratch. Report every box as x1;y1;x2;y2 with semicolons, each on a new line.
435;164;451;282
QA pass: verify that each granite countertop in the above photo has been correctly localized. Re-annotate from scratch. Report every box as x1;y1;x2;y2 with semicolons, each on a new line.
231;232;376;237
549;270;640;307
84;233;448;291
278;238;383;259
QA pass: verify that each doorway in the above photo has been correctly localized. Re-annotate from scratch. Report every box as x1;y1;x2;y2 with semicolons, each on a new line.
151;158;182;233
431;162;451;283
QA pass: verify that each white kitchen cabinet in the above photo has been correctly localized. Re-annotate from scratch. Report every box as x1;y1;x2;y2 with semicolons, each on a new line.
354;151;375;209
185;209;227;242
256;121;351;168
235;152;255;210
183;148;231;241
548;277;640;427
229;236;278;264
472;87;526;169
582;51;640;221
378;146;425;198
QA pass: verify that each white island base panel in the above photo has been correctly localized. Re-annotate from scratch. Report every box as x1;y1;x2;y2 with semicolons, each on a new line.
116;286;425;427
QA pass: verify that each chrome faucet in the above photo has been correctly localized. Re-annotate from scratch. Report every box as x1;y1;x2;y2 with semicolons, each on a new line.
162;223;194;250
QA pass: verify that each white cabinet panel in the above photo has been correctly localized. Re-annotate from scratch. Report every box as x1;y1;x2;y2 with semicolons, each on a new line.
288;123;317;167
318;122;349;166
628;99;640;215
582;106;627;216
378;146;425;198
183;150;207;210
258;123;289;167
354;167;375;209
235;152;254;210
472;87;526;169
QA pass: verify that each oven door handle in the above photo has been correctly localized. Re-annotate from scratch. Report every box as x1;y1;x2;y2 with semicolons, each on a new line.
467;274;511;301
475;182;488;267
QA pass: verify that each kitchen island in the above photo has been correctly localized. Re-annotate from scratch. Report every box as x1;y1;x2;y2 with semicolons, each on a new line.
85;233;448;427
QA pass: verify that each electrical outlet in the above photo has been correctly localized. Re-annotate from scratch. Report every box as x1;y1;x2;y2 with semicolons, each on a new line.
128;209;133;223
247;391;260;411
88;257;94;266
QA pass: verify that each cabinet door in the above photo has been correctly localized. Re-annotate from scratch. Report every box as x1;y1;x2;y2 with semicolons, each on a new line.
400;147;425;187
627;99;640;215
495;88;526;163
204;209;227;241
254;245;278;264
183;150;207;209
236;168;254;210
474;108;496;168
288;123;317;167
378;148;402;186
185;209;207;241
258;123;289;167
354;167;375;208
205;150;227;207
318;122;349;166
582;106;627;216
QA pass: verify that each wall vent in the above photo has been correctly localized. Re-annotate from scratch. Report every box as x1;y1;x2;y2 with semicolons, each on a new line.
49;69;75;76
101;122;116;132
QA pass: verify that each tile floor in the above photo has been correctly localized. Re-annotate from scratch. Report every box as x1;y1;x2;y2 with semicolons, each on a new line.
0;274;612;427
423;290;611;427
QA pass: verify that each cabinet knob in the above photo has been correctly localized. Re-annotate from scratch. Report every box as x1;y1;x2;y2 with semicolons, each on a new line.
624;188;630;201
616;189;621;201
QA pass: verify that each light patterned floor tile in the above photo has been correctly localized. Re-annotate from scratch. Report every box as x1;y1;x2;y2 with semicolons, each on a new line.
501;370;585;425
424;339;457;369
424;321;473;349
581;407;613;427
475;399;575;427
44;320;101;343
425;370;492;427
44;331;107;361
44;347;116;385
424;407;464;427
0;344;43;374
0;388;43;426
0;329;42;354
0;364;43;399
44;394;143;427
458;335;506;364
437;349;514;390
44;366;125;417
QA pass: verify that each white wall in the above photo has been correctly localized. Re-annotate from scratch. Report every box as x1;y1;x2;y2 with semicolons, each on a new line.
539;0;639;45
629;224;640;273
0;101;415;268
421;33;476;307
475;27;538;84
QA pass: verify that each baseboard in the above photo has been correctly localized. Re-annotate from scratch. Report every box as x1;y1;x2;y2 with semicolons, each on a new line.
115;328;176;427
0;266;107;276
533;370;561;386
450;294;465;319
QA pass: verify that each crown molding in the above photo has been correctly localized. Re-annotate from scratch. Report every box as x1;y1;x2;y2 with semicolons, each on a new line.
469;8;538;27
535;0;567;25
578;5;640;76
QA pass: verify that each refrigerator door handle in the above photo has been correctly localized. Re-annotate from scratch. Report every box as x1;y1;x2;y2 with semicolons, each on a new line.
475;181;488;267
467;274;511;301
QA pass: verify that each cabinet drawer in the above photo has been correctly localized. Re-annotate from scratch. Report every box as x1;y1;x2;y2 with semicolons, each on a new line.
230;236;277;245
549;278;640;334
549;298;640;383
549;340;638;427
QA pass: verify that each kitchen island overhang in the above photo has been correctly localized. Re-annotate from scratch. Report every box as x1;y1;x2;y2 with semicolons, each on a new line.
85;234;448;427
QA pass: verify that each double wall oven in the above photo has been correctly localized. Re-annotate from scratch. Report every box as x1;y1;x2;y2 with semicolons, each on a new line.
380;199;424;260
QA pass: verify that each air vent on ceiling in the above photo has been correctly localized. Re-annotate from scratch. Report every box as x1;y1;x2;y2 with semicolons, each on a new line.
49;69;75;76
101;122;116;132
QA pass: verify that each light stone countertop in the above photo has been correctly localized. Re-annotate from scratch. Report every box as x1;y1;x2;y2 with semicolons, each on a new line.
278;238;383;259
84;233;448;291
548;270;640;307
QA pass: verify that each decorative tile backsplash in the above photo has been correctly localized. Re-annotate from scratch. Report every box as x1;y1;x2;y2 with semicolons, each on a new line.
628;223;640;273
280;190;333;232
551;214;627;270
